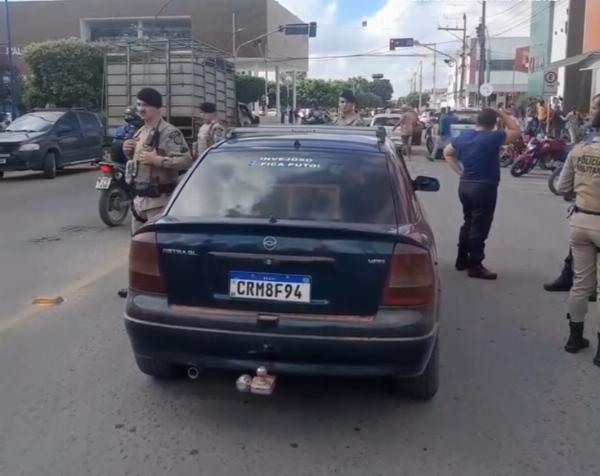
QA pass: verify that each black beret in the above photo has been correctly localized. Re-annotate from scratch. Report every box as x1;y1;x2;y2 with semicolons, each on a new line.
340;89;356;103
200;102;217;113
136;88;162;109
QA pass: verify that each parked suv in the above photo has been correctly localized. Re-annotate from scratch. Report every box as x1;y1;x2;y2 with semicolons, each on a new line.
0;109;108;179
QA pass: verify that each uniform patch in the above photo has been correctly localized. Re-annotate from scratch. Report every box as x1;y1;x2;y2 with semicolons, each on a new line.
168;130;184;145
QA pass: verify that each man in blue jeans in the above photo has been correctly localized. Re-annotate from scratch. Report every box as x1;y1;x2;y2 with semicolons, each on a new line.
443;108;521;279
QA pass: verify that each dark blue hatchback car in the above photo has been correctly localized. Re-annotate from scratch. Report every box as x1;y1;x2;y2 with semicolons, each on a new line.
125;126;441;399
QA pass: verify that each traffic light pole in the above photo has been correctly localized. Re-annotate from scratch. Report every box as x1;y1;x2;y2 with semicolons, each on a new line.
439;15;467;108
479;1;487;107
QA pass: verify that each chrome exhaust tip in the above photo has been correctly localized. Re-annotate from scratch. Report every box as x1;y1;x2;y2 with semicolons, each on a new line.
187;366;200;380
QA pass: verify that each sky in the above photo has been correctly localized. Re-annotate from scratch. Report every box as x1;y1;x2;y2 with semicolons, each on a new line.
277;0;535;98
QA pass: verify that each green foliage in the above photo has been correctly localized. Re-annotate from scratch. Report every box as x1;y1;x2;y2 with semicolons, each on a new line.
297;79;340;109
399;92;431;109
23;39;107;109
368;79;393;102
235;74;266;104
356;91;383;109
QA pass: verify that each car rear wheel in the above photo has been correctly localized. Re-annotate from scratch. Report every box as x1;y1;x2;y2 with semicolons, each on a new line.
392;338;439;400
43;152;57;179
135;356;183;379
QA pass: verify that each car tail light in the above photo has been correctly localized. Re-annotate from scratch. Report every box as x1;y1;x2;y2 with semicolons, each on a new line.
129;232;166;294
382;244;435;307
100;164;113;175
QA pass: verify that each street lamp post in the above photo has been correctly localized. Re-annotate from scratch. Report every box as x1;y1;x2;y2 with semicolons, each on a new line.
4;0;17;119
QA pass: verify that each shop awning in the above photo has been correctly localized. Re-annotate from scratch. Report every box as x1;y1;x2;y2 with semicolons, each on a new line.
547;50;600;70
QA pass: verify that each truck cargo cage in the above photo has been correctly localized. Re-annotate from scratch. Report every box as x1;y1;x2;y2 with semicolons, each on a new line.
103;38;235;142
228;126;388;144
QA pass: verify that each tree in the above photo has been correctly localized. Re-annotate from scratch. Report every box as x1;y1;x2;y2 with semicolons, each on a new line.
23;39;107;109
235;74;265;104
400;92;431;109
368;79;394;102
356;91;383;109
296;78;340;109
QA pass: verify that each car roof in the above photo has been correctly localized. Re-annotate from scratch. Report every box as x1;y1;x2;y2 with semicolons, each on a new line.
222;133;384;153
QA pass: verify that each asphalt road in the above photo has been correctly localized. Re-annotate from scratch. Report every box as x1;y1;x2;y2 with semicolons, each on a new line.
1;152;599;476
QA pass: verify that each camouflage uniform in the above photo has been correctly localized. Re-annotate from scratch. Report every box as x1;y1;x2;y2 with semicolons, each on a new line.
333;111;366;127
127;120;192;233
196;120;227;158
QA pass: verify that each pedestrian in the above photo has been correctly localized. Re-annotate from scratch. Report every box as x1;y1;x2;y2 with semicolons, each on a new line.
333;90;364;126
537;99;548;135
122;87;192;234
556;109;600;366
442;108;521;279
393;106;416;160
333;90;365;126
566;107;581;144
195;102;226;159
113;106;143;164
543;94;600;292
552;104;567;139
428;107;455;161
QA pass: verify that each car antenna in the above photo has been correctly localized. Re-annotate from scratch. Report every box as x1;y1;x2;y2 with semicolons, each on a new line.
293;140;301;149
268;215;278;224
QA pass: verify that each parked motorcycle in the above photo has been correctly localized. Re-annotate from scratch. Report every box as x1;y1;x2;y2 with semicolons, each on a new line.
301;109;332;125
96;159;135;226
510;136;568;177
499;135;528;168
425;124;435;154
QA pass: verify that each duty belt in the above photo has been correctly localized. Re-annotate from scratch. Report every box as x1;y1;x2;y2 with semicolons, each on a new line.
574;206;600;216
135;182;177;198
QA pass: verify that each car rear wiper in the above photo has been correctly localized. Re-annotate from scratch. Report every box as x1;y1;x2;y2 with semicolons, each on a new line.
6;129;36;133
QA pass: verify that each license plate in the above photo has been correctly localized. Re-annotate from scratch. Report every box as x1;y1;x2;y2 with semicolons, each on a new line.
229;272;311;303
95;176;112;190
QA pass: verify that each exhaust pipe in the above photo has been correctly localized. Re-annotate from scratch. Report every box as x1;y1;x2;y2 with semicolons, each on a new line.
187;366;200;380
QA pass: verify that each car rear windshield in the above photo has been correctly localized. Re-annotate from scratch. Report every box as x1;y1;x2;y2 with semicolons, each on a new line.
170;148;397;225
6;112;64;133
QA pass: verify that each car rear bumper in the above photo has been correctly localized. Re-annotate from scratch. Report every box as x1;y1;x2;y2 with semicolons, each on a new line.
124;293;438;377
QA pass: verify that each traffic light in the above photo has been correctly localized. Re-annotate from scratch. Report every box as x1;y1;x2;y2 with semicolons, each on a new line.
476;24;484;39
389;38;414;50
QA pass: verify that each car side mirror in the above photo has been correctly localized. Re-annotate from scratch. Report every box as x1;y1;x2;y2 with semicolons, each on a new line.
413;175;440;192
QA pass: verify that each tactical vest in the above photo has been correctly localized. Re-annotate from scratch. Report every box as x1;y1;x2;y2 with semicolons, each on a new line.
572;142;600;213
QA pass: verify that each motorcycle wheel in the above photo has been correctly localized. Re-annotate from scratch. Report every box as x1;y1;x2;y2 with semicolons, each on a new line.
511;159;528;177
99;184;130;227
548;165;563;196
426;136;434;154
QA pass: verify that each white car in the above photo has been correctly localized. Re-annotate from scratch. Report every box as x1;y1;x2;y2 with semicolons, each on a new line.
370;114;423;145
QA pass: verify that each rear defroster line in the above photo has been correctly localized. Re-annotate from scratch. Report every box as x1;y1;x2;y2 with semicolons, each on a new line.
0;252;127;334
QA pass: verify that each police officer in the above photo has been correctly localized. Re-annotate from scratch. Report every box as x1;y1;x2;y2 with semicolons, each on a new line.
123;87;192;233
557;109;600;366
195;102;226;159
333;90;365;126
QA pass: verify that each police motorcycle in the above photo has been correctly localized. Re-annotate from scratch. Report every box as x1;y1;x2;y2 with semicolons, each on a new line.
96;107;144;227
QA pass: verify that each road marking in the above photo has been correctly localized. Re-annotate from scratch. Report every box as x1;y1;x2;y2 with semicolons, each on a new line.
0;252;127;334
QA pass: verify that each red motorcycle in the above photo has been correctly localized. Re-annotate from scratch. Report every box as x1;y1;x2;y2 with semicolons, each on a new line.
510;136;568;177
499;134;528;168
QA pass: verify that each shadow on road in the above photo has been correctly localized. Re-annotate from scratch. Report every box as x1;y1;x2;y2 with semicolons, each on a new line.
0;166;98;182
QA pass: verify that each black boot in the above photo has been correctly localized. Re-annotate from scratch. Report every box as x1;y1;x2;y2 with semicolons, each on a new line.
117;288;128;299
564;318;590;353
455;252;469;271
468;264;498;280
544;259;573;292
594;334;600;367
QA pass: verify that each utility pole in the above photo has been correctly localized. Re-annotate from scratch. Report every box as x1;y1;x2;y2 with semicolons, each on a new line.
418;61;423;111
478;1;487;107
232;12;236;57
439;14;467;108
432;47;437;109
4;0;17;119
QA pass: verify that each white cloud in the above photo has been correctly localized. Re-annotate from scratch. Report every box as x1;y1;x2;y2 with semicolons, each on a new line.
276;0;532;98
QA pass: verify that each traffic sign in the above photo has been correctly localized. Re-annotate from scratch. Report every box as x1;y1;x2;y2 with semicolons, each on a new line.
543;69;558;95
479;83;494;98
389;38;414;50
284;22;317;37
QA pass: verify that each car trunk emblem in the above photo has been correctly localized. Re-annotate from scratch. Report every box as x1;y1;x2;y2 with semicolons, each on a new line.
263;236;277;251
